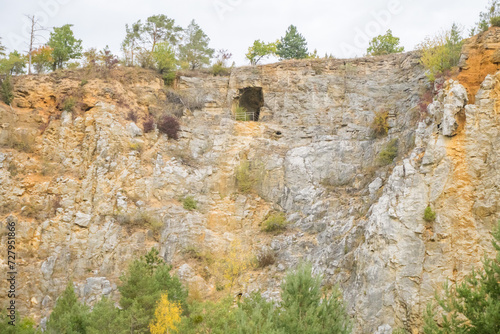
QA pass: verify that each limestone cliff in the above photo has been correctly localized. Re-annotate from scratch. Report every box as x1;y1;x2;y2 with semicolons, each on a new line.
1;29;500;333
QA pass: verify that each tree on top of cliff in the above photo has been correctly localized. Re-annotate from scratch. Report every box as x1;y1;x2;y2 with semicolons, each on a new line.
142;15;182;52
417;24;464;82
423;221;500;333
0;50;26;76
179;20;214;70
121;21;142;66
276;25;308;60
366;30;404;56
473;0;500;34
246;40;277;65
47;24;82;71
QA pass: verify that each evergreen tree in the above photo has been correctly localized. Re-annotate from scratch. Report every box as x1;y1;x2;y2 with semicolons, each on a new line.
179;20;214;70
121;21;142;66
86;297;126;334
119;248;188;334
0;75;14;105
0;311;36;334
177;296;237;334
234;292;284;334
45;281;89;334
47;24;82;70
423;221;500;333
366;30;404;56
276;25;308;60
473;0;500;34
278;263;351;334
142;15;182;52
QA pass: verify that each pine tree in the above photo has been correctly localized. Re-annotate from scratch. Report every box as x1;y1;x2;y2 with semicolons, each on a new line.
423;221;500;333
119;248;187;334
45;281;89;334
276;25;308;60
234;292;284;334
179;20;214;70
278;263;351;334
86;297;126;334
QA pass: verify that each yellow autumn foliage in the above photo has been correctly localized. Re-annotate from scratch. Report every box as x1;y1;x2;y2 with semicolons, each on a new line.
149;292;182;334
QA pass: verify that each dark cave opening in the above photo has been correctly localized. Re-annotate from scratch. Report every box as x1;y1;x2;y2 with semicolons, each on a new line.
236;87;264;121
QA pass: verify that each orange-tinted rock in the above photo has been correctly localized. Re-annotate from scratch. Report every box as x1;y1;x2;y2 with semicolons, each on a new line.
458;27;500;103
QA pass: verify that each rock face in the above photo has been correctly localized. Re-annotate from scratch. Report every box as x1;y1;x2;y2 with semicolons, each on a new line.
1;31;500;333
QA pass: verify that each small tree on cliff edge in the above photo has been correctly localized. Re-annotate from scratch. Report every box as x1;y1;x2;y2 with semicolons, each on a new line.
276;25;308;60
423;221;500;333
367;30;404;56
48;24;82;70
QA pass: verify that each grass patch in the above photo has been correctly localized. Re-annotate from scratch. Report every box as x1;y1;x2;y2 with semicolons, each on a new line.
234;106;249;121
377;138;398;166
256;248;276;268
235;160;255;193
62;96;76;112
115;211;163;238
261;212;289;233
129;141;143;153
4;132;35;153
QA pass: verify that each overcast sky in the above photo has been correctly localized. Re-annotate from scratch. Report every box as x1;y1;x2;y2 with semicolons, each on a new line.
0;0;488;66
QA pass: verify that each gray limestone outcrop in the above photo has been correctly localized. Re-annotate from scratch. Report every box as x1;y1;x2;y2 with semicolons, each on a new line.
0;50;499;333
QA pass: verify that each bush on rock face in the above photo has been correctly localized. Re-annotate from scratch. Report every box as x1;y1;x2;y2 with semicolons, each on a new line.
158;115;180;140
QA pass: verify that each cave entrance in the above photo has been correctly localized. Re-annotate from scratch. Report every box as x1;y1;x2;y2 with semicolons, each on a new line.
235;87;263;121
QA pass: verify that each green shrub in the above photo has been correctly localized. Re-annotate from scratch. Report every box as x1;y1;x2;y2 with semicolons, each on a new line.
377;138;398;166
262;212;289;233
162;71;176;86
235;106;249;121
211;63;230;76
182;196;197;211
491;16;500;27
417;24;463;82
423;205;436;222
235;160;255;193
371;110;389;137
0;76;13;105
